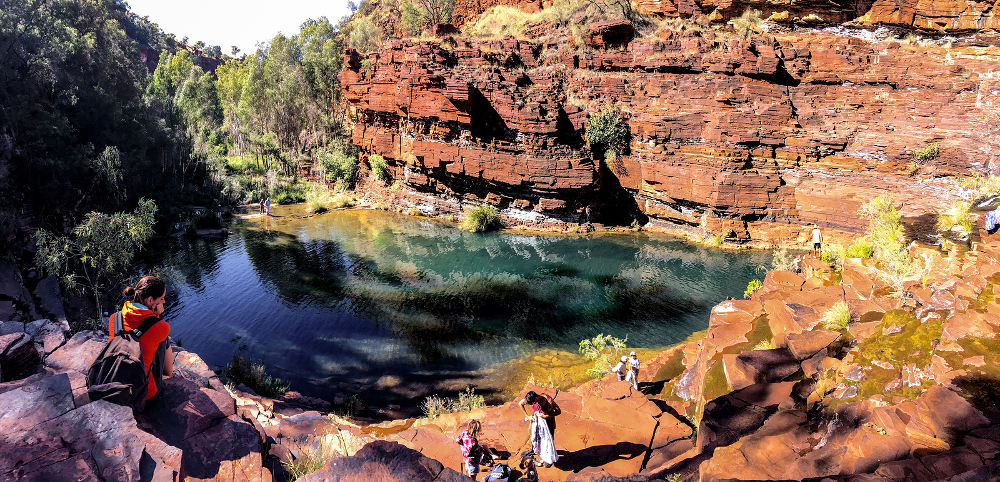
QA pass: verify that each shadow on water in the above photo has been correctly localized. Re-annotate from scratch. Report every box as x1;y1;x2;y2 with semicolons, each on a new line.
156;209;772;417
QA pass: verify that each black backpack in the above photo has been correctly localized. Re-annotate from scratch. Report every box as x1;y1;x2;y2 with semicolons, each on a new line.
86;312;160;411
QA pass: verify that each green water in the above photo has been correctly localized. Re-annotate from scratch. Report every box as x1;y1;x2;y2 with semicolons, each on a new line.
158;206;771;413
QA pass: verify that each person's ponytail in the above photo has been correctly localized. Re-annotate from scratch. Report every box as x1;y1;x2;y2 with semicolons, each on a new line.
125;276;165;305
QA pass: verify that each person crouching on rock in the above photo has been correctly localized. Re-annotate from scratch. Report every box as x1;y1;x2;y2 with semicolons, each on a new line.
109;275;174;404
456;419;483;478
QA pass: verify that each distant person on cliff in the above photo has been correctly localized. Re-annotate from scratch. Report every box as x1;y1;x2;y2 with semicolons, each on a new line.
811;225;822;254
612;355;628;381
96;276;173;408
519;390;560;467
627;351;640;391
456;419;483;478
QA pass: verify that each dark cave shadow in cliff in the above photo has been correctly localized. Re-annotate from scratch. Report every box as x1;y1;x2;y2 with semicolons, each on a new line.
469;87;509;142
593;159;648;226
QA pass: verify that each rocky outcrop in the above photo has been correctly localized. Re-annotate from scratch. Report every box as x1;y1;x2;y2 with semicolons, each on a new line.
339;27;1000;242
0;319;274;481
859;0;1000;31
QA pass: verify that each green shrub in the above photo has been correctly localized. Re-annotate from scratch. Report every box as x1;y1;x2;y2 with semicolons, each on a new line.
368;154;389;183
579;333;628;378
401;0;425;36
305;186;333;214
319;149;358;187
744;279;762;299
421;394;450;419
820;301;852;330
348;15;380;54
225;154;264;175
707;234;724;247
729;9;762;40
586;105;629;156
771;248;793;271
936;200;973;237
960;174;1000;201
861;195;911;277
420;386;486;418
272;180;310;204
821;243;845;267
845;240;874;258
461;204;503;232
282;433;341;480
218;352;289;398
913;143;940;162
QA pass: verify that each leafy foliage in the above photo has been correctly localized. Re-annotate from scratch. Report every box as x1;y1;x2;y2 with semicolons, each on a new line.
578;333;628;378
729;9;762;39
218;351;290;398
368;154;389;183
744;279;762;299
415;0;455;27
861;196;911;278
913;143;941;162
586;105;630;157
420;386;486;418
845;241;874;259
401;1;425;36
937;200;973;237
461;205;503;232
348;15;380;53
820;301;852;330
35;199;158;318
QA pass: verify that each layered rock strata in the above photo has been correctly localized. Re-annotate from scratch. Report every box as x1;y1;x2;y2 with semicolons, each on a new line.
339;28;1000;242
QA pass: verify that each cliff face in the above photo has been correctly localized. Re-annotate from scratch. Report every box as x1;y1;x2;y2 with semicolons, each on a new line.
339;25;1000;240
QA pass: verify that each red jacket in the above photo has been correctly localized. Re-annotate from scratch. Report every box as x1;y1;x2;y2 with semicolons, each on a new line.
108;301;170;400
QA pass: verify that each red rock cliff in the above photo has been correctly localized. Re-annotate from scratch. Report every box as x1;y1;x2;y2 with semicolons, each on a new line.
339;26;1000;240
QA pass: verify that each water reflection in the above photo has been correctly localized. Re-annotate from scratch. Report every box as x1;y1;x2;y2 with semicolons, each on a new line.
160;208;772;413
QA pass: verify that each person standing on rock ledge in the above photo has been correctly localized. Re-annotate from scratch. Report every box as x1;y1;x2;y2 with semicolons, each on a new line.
626;351;640;391
108;276;174;404
519;390;561;467
812;225;822;254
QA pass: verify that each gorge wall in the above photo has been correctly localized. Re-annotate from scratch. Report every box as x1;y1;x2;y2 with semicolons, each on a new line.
339;7;1000;243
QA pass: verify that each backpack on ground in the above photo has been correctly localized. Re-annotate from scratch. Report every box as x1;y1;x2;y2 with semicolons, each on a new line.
86;312;159;411
483;463;511;482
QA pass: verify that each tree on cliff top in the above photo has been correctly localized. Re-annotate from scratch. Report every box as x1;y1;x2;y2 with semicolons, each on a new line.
415;0;455;26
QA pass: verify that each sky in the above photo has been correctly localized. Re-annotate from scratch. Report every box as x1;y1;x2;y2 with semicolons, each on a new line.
126;0;354;54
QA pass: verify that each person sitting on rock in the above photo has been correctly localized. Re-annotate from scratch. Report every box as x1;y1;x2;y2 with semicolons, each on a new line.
456;419;483;478
108;275;173;404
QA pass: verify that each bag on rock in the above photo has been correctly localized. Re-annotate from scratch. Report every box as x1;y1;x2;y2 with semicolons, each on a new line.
483;463;511;482
86;312;158;411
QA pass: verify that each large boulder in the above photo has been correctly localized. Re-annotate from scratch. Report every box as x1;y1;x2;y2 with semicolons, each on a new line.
301;440;467;481
138;375;270;481
0;332;40;381
0;400;181;481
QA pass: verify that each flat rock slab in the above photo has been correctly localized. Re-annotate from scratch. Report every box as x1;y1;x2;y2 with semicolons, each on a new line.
302;440;467;482
0;372;76;438
0;400;181;481
785;329;842;360
44;330;105;373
